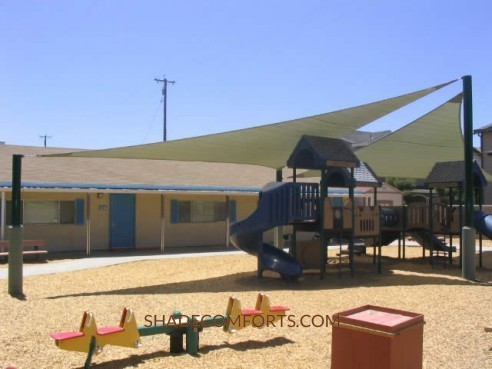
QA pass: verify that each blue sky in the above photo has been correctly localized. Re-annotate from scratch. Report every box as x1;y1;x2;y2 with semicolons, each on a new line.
1;0;490;149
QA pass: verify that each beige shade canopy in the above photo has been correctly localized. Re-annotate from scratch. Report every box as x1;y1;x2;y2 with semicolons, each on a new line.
356;94;463;178
49;80;457;174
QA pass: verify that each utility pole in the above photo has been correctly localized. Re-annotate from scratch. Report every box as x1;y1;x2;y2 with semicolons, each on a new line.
154;76;175;142
39;134;51;147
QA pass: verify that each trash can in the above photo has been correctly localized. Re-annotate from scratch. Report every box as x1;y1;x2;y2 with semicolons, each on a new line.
331;305;424;369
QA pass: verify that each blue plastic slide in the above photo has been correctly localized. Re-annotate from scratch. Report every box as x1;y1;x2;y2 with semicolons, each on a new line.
406;229;455;252
473;210;492;239
230;182;317;279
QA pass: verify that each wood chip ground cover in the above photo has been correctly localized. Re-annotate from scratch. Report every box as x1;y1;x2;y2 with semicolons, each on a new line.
1;246;491;369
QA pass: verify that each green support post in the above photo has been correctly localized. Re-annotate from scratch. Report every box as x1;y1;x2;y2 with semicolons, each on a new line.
462;75;476;280
458;186;463;267
378;224;382;274
320;169;327;279
276;169;283;182
185;325;200;354
8;154;23;297
448;188;454;265
429;187;434;267
349;168;355;277
478;187;483;268
291;168;297;260
403;205;407;260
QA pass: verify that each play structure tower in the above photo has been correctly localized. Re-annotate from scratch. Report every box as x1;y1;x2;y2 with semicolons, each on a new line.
230;136;382;279
287;136;359;278
287;136;381;278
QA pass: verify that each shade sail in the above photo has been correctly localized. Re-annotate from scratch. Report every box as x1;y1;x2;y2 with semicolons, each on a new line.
51;80;456;170
356;94;464;179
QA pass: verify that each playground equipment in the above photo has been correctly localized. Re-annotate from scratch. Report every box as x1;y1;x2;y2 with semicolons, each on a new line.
230;137;489;279
51;307;140;354
50;293;289;368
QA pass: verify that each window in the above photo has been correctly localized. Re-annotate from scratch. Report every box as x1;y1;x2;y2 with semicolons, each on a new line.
24;201;59;224
5;199;84;225
171;200;235;224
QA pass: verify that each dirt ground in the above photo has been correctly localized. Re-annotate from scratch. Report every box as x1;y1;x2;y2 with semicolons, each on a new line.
1;246;491;369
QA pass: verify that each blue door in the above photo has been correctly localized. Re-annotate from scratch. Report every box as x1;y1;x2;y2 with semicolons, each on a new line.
110;194;136;249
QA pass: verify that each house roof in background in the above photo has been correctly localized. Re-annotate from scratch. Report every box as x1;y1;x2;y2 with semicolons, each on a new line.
474;122;492;134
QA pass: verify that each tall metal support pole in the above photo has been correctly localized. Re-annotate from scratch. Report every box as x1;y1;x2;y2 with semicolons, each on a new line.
429;187;434;267
478;187;483;268
349;168;355;277
155;76;175;142
448;188;454;265
291;168;298;259
320;169;328;279
8;154;23;297
458;186;463;267
274;169;283;248
462;75;476;280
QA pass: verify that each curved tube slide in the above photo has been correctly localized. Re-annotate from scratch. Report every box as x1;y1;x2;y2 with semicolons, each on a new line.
230;183;303;278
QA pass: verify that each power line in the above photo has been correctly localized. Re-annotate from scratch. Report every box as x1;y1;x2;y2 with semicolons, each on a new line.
141;98;163;144
154;76;175;142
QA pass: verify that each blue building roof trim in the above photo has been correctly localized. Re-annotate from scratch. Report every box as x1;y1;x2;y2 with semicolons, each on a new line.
0;181;261;193
0;181;365;195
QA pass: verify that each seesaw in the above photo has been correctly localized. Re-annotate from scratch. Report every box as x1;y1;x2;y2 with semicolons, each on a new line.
50;293;289;368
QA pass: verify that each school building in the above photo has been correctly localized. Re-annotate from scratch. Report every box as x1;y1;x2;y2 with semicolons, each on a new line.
0;143;402;254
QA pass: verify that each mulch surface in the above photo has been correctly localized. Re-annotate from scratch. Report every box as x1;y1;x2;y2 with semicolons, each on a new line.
1;246;491;369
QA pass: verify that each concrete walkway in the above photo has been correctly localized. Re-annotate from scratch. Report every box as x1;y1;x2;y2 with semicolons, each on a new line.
1;244;489;280
0;249;244;280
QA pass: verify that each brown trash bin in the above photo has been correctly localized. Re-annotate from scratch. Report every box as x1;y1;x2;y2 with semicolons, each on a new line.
331;305;424;369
